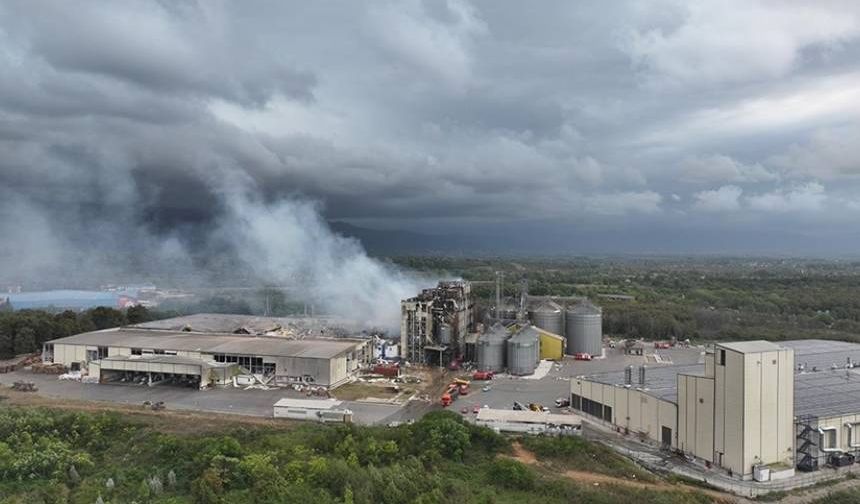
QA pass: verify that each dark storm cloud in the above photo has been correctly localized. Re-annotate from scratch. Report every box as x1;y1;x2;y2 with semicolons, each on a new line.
2;0;860;282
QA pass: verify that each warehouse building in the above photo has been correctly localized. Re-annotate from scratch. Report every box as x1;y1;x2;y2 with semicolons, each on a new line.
42;314;372;389
572;339;860;481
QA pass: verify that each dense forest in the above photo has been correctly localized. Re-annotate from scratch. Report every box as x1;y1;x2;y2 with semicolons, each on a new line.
394;256;860;344
7;256;860;358
0;407;715;504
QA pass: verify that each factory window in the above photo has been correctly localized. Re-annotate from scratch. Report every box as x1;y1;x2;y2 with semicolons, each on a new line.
821;429;837;450
571;394;582;411
154;349;165;355
131;348;142;355
214;354;266;374
719;350;726;366
97;346;108;359
603;405;613;422
581;398;604;419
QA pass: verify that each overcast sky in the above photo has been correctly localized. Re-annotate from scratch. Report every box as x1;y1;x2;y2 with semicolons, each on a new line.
3;0;860;267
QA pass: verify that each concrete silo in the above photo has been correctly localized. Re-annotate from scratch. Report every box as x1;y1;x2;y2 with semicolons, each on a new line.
507;326;540;375
477;323;508;372
529;300;564;337
565;301;602;356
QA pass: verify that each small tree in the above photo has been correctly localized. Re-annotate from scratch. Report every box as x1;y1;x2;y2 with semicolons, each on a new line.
138;479;151;501
95;495;105;504
167;470;177;488
148;475;163;495
106;478;115;491
68;465;81;485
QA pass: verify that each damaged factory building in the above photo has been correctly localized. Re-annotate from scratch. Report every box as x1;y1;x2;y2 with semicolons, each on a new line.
42;314;373;390
400;280;475;365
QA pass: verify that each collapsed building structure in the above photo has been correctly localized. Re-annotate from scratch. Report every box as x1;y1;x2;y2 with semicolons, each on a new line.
400;280;474;364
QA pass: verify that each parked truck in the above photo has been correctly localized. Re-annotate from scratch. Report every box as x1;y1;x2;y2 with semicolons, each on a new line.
472;370;495;380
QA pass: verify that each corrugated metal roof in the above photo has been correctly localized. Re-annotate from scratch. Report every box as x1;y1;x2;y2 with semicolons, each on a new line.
509;325;540;343
567;301;601;315
719;341;785;354
48;328;365;359
581;339;860;419
532;300;562;313
132;313;360;335
273;398;343;410
476;408;581;425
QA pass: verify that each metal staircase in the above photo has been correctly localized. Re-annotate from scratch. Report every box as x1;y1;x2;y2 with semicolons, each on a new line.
796;415;819;472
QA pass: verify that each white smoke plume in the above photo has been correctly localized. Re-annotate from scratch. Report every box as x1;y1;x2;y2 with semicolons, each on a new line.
216;188;427;330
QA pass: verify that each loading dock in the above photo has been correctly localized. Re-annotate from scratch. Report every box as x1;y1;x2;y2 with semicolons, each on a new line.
92;355;237;389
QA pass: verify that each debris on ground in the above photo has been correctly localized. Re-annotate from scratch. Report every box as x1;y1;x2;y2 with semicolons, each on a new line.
59;371;83;381
31;362;66;374
11;381;38;392
0;353;41;373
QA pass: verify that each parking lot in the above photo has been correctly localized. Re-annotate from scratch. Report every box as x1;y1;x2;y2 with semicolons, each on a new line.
2;370;402;426
440;345;704;419
2;345;703;426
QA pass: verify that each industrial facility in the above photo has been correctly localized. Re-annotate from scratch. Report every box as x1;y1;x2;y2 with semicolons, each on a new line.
400;280;475;364
489;275;603;358
570;339;860;481
42;313;372;389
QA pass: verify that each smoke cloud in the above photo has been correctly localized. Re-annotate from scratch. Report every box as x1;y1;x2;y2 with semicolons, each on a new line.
215;186;426;329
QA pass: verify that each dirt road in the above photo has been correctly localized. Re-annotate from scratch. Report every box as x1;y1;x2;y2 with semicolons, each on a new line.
508;442;744;503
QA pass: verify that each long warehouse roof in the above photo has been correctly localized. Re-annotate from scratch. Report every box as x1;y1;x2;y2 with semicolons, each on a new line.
580;339;860;419
47;328;365;359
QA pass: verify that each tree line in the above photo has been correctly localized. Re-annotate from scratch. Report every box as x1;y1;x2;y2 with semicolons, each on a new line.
0;306;156;360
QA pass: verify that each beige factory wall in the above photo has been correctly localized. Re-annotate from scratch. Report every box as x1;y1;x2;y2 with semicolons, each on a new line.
778;349;795;466
108;347;130;357
704;352;715;377
277;356;333;386
178;351;202;359
715;344;794;478
742;349;794;473
53;343;87;366
716;346;745;475
329;356;348;387
678;374;714;462
571;378;677;449
817;414;860;452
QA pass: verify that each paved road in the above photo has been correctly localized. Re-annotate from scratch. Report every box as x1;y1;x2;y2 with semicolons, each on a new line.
2;370;401;426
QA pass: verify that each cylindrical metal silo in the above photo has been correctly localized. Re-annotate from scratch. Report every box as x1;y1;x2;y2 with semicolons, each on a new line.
565;301;602;356
477;324;507;372
529;300;564;336
437;323;452;345
507;328;539;375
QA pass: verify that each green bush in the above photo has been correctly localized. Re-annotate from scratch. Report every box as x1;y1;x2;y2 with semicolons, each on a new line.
487;458;535;489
